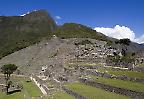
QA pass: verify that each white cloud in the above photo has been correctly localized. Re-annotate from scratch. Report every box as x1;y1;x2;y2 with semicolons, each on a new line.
134;35;144;44
20;11;30;16
34;10;38;12
20;13;26;16
55;16;62;20
94;25;135;40
94;25;144;44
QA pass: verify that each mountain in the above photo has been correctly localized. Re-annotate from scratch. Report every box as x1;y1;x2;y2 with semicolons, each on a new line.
54;23;115;43
0;9;143;60
0;37;131;75
0;10;57;59
0;10;144;99
0;10;113;59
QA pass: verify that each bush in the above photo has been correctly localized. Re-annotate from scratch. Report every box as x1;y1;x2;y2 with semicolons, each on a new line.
76;40;93;45
115;38;131;45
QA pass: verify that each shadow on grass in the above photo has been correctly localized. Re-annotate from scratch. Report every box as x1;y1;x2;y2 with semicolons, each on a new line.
7;89;21;95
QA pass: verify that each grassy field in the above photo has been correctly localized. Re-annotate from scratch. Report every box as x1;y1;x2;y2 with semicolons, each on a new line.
91;76;144;92
22;81;42;97
108;71;144;79
0;92;24;99
65;82;130;99
0;75;43;99
66;62;103;68
52;91;75;99
96;68;144;79
137;64;144;67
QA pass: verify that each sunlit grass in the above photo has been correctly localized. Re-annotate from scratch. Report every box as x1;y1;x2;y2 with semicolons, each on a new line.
0;92;23;99
65;82;130;99
65;62;103;69
96;68;144;79
52;91;75;99
137;64;144;67
108;71;144;79
0;75;43;99
22;81;42;97
91;76;144;92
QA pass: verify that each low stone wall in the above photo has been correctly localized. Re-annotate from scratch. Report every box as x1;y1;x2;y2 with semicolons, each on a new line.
116;76;144;83
86;70;144;83
0;84;5;92
79;78;144;99
132;67;144;72
62;86;87;99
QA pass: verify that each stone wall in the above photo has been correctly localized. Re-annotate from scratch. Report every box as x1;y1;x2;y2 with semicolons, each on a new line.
79;78;144;99
62;86;87;99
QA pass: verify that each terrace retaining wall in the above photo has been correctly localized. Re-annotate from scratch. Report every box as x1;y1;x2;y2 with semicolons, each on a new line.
86;70;144;83
62;86;87;99
79;78;144;99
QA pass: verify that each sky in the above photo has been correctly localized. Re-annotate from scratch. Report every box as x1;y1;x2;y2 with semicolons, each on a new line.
0;0;144;43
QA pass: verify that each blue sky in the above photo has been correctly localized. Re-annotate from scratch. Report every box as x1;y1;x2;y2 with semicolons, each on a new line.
0;0;144;43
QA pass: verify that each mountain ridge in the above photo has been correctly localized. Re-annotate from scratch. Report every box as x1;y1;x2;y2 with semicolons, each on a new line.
0;10;57;59
0;9;143;59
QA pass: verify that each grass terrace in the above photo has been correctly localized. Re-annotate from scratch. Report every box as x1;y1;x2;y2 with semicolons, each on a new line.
91;76;144;92
11;75;42;97
22;80;42;97
0;92;23;99
52;91;75;99
137;64;144;67
0;75;43;99
96;68;144;79
66;62;103;68
65;82;130;99
108;71;144;79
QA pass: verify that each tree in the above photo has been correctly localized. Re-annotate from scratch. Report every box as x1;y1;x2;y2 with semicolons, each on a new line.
1;64;17;94
115;38;131;45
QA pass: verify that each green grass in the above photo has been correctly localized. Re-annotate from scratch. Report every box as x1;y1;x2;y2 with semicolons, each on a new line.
18;77;43;98
65;82;130;99
55;23;113;44
97;68;110;73
107;71;144;79
97;66;129;73
0;13;57;59
52;91;75;99
0;75;43;99
137;64;144;67
22;80;42;97
0;92;24;99
67;62;103;67
96;68;144;79
91;76;144;92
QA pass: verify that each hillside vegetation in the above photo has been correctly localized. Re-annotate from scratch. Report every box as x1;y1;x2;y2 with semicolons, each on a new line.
0;10;143;59
0;10;57;59
0;12;113;59
55;23;113;43
0;9;144;99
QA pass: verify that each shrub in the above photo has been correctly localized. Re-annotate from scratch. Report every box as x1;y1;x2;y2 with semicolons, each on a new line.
115;38;131;45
